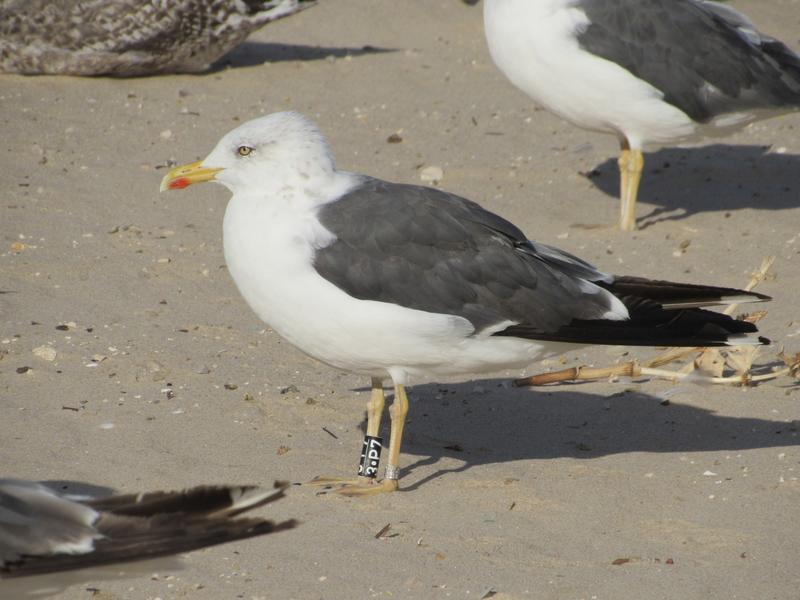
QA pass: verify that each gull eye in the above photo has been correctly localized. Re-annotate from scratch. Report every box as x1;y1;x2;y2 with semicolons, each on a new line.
237;145;254;157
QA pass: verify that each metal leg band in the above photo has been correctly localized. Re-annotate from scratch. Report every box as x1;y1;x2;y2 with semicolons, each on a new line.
384;465;400;481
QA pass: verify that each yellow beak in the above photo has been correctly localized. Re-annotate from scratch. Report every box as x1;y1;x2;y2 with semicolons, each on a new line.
159;161;223;192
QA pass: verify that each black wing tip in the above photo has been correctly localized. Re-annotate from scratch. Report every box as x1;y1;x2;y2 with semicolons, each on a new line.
496;301;770;348
608;276;772;306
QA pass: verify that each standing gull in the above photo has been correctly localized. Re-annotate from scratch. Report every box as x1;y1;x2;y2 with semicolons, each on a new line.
0;479;296;593
0;0;315;76
483;0;800;230
161;111;770;495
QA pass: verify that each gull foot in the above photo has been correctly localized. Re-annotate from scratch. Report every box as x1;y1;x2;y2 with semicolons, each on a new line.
337;478;398;497
307;475;362;487
306;475;398;496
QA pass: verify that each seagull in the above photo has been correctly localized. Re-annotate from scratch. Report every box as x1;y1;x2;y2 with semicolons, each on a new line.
482;0;800;230
0;0;315;76
160;111;770;495
0;479;296;586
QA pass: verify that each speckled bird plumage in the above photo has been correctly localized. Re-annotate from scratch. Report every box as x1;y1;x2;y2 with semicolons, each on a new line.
0;0;316;76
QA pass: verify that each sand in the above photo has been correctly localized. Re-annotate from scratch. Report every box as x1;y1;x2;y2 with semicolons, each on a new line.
2;1;799;598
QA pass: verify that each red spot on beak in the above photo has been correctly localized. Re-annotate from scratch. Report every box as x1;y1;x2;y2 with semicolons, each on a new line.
169;177;191;190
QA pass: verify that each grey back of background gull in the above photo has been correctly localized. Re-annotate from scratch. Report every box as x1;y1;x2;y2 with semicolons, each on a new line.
576;0;800;122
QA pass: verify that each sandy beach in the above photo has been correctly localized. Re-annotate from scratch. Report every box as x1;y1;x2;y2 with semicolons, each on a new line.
2;1;800;598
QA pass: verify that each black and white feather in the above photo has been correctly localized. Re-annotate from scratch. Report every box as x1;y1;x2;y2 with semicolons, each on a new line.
0;0;316;76
0;479;296;579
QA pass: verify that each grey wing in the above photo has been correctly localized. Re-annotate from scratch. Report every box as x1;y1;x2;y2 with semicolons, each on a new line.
701;1;800;81
0;480;98;568
313;178;622;335
700;1;758;38
576;0;800;122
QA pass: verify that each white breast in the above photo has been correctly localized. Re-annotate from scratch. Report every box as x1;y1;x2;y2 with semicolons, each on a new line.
221;176;572;384
222;178;467;382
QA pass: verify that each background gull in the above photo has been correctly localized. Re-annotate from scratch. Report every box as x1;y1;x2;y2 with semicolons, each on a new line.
482;0;800;230
161;111;770;496
0;0;316;76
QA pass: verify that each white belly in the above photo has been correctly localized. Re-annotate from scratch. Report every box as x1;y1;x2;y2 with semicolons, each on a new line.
222;189;572;384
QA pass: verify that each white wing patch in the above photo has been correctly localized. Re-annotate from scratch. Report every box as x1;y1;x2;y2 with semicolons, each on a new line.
577;279;629;321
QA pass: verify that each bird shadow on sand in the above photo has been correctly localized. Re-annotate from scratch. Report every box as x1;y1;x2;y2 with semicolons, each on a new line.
360;379;799;491
214;42;395;70
585;144;800;229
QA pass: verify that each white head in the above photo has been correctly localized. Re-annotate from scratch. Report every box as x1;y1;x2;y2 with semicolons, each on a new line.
160;111;337;195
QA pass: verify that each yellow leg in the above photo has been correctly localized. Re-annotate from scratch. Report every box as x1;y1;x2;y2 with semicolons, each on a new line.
308;378;386;488
365;378;385;438
618;147;631;210
334;383;410;497
385;384;410;479
618;148;644;231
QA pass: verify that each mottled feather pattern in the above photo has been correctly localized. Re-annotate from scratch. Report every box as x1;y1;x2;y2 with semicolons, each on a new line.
0;0;316;76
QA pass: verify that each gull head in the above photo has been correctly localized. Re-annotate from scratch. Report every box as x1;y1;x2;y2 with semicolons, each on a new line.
160;111;336;194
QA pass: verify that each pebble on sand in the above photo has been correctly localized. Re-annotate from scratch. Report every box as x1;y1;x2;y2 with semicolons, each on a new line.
32;345;57;361
420;165;443;184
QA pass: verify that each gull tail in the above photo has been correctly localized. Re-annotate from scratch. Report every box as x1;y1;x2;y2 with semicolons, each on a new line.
498;277;771;347
601;276;771;309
